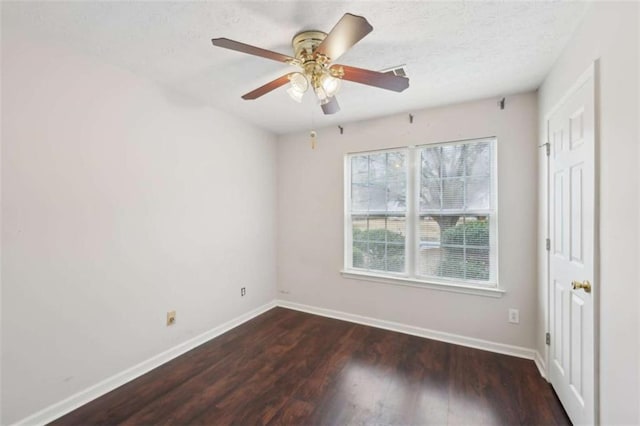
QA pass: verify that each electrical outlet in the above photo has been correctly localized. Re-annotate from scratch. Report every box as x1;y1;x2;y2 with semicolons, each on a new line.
241;287;246;297
508;308;519;324
166;310;176;326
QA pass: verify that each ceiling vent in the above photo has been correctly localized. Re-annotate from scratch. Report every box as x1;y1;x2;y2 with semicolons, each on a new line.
381;65;408;77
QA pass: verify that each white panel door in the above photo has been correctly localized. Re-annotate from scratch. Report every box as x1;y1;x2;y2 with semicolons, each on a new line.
548;67;596;425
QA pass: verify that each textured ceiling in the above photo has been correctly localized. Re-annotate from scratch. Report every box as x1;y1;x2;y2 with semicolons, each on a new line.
2;1;588;135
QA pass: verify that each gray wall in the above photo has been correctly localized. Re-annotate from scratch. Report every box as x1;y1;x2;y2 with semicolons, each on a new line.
1;35;278;424
277;92;539;350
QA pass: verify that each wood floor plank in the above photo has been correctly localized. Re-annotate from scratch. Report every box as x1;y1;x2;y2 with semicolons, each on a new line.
191;314;356;425
52;308;296;425
377;335;451;425
299;327;403;425
52;307;570;426
119;310;319;425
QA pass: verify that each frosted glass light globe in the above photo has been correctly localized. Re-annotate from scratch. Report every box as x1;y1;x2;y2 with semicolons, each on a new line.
320;74;341;97
286;87;304;103
289;72;309;92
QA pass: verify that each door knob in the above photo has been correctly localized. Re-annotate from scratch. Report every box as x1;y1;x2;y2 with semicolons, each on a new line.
572;280;591;293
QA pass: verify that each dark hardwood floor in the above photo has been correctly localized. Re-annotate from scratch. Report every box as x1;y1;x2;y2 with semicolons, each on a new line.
52;307;570;425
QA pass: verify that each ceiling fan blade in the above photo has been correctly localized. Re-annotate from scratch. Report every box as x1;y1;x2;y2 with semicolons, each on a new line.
333;65;409;92
321;97;340;115
315;13;373;61
211;38;295;64
241;73;293;100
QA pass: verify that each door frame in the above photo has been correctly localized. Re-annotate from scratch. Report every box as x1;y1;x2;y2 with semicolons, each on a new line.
543;60;600;423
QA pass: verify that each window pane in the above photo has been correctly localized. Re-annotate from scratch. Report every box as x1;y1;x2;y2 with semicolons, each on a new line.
465;142;491;177
440;216;465;245
419;215;442;245
442;178;464;209
418;215;462;276
420;140;494;213
418;216;442;276
368;153;387;181
440;247;465;279
351;156;369;183
420;179;441;211
466;248;490;281
441;145;465;178
465;216;490;247
386;178;406;211
368;179;388;211
387;244;405;272
351;215;405;273
418;215;491;282
351;182;369;211
353;249;366;268
386;152;405;179
385;216;406;235
466;177;490;210
352;216;368;241
368;243;387;271
421;147;442;179
350;151;407;214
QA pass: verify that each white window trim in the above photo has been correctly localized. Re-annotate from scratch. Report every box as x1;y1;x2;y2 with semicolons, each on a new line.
343;137;502;297
340;269;505;298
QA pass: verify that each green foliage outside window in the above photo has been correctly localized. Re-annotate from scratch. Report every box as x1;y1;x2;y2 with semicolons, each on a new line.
352;228;405;273
442;219;489;246
440;219;490;281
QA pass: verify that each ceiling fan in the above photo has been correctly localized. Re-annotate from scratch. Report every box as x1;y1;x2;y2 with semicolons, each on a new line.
211;13;410;115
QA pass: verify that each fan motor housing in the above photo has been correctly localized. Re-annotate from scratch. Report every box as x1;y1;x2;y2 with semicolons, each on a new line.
292;31;327;61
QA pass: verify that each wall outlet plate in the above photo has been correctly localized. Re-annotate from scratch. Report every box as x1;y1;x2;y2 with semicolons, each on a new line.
508;308;519;324
240;287;246;297
166;310;176;326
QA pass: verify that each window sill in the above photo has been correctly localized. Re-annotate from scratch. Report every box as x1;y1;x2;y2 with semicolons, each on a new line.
340;270;505;298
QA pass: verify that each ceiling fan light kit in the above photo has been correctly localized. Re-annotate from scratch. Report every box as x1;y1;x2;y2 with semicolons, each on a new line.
320;73;341;97
211;13;410;115
286;72;308;103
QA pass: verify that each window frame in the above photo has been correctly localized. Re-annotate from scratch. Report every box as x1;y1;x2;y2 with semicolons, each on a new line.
343;147;410;278
343;137;503;297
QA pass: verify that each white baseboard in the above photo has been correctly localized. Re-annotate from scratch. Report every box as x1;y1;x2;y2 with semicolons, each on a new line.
535;350;548;381
276;299;539;362
12;301;277;426
14;299;545;425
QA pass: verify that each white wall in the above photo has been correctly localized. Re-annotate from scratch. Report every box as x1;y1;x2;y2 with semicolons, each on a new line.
0;7;4;424
277;92;538;350
0;34;278;424
0;4;4;424
537;2;640;424
637;4;640;412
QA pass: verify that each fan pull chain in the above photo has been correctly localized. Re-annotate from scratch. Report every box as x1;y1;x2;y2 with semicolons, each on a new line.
310;130;317;149
310;105;317;150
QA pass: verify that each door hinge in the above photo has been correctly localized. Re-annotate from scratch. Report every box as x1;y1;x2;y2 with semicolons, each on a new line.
545;142;550;156
546;332;551;346
546;238;551;251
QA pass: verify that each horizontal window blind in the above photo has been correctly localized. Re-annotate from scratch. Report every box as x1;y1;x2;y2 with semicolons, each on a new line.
418;140;495;283
345;138;497;288
348;150;407;274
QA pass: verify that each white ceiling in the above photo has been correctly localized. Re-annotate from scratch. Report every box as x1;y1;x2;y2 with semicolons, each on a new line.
2;1;588;135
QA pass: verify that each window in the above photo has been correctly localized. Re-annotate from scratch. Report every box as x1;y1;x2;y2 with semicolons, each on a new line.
344;138;498;290
349;150;408;274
